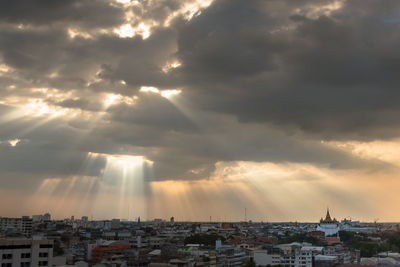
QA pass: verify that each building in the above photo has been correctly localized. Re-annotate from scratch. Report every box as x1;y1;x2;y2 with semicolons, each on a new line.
340;219;376;233
32;213;51;223
316;209;340;237
111;219;120;229
314;255;338;267
42;213;51;222
91;241;131;263
254;245;314;267
0;217;32;236
32;215;43;223
0;239;53;267
253;250;282;266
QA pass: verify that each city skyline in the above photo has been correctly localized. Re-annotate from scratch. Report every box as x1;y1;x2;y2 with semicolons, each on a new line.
0;213;391;224
1;0;400;222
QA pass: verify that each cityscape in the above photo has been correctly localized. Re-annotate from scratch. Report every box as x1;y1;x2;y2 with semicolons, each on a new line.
2;0;400;266
2;209;400;266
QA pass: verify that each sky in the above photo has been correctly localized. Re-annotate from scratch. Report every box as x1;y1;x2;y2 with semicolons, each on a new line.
1;0;400;222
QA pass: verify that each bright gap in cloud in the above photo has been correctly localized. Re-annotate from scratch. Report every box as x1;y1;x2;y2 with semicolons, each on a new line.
67;28;93;39
107;154;146;170
104;94;121;107
114;23;151;39
160;89;181;99
88;152;154;171
103;93;135;108
162;61;182;73
164;0;214;26
140;86;181;99
140;86;159;94
24;99;67;118
0;64;11;73
8;139;21;147
114;24;135;38
296;0;345;18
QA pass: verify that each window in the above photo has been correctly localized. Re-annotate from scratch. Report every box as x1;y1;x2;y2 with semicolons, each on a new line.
39;252;48;258
2;254;12;259
21;253;31;258
39;244;52;248
38;261;48;266
20;263;30;267
2;264;12;267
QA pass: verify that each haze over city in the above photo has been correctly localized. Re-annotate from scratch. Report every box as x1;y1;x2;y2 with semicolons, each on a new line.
1;0;400;223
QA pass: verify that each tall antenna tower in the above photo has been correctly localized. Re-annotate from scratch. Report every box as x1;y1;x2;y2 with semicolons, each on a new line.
245;208;247;222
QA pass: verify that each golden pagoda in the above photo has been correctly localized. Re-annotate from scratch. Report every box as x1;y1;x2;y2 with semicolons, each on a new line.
320;208;338;224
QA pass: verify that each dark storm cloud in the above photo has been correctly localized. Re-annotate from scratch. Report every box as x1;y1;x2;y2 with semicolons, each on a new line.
95;108;393;180
0;0;124;29
0;25;178;96
108;93;196;131
174;0;400;139
0;0;399;184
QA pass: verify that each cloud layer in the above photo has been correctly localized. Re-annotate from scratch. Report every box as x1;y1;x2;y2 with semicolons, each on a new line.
1;0;400;220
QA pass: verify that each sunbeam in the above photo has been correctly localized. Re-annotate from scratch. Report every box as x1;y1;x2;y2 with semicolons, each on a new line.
86;153;153;219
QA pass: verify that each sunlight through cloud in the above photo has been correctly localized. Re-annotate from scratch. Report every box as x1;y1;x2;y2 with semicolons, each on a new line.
8;139;21;147
0;63;12;73
162;61;182;73
160;89;182;99
103;93;135;108
114;23;151;39
67;28;93;39
114;24;135;38
140;86;160;94
86;152;153;219
140;86;182;99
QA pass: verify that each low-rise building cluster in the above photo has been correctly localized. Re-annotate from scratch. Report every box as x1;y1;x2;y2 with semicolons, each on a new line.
1;210;400;267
